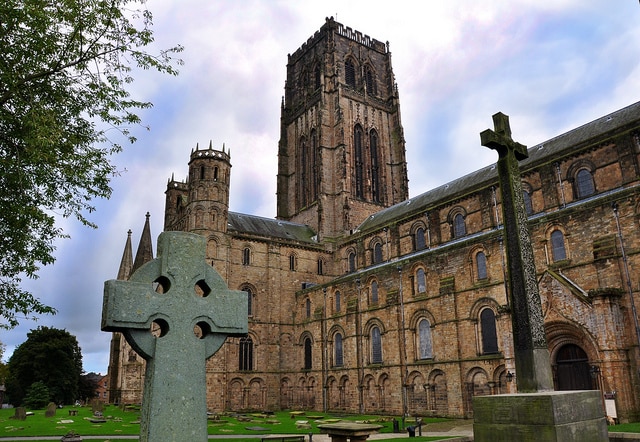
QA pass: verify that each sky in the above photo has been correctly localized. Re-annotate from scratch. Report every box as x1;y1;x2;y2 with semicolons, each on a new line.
3;0;640;375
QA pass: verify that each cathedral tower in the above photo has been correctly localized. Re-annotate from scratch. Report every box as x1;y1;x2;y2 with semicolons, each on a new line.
164;142;231;234
276;17;409;240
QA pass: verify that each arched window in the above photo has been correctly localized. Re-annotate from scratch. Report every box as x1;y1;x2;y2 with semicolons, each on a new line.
314;65;321;90
289;253;296;271
453;213;466;238
523;189;533;215
213;166;219;181
305;298;312;318
334;333;344;367
304;337;312;369
364;66;376;95
416;268;426;294
480;308;498;354
371;281;379;305
354;125;364;198
476;251;487;280
242;247;250;266
373;242;383;264
244;286;253;316
348;251;356;273
576;168;595;198
317;258;324;275
345;59;356;88
239;336;253;371
414;227;426;251
371;326;382;364
335;291;341;313
370;130;380;202
418;319;433;359
199;165;205;180
551;230;567;261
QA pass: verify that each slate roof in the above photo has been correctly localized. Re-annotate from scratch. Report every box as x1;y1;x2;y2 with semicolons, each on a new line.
227;212;317;244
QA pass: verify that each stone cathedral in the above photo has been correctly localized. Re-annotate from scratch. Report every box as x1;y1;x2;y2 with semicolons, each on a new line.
107;17;640;421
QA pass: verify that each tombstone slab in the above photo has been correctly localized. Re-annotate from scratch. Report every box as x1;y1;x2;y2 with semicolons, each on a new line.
102;231;247;442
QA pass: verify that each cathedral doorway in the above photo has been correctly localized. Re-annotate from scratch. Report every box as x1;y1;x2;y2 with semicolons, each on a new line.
555;343;593;391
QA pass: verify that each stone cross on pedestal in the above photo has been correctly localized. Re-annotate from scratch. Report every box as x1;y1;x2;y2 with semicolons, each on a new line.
102;231;247;442
481;113;554;392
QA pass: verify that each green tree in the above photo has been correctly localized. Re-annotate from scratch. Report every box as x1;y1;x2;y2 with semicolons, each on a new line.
0;0;182;328
23;381;51;410
6;326;84;405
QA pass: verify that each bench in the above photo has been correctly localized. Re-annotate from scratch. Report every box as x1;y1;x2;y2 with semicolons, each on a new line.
261;435;305;442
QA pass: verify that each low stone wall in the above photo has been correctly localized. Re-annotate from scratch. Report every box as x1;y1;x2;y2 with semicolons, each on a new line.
609;433;640;441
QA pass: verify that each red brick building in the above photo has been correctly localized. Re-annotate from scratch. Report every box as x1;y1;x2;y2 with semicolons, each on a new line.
107;17;640;421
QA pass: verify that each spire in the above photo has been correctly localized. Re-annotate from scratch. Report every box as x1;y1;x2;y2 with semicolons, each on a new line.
132;212;154;274
116;229;133;280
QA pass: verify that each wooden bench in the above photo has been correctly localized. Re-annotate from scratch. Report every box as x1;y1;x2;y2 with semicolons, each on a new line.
261;435;305;442
317;423;383;442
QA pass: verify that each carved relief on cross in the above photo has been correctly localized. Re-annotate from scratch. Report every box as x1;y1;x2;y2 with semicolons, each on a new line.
102;231;247;442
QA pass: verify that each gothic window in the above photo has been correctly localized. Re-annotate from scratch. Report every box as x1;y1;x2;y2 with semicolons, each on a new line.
418;319;433;359
213;166;219;181
348;251;356;273
242;247;250;266
310;130;318;202
345;59;356;88
523;189;533;215
373;242;383;264
354;125;365;198
239;336;253;371
476;251;487;280
298;136;309;209
480;308;498;354
416;268;426;294
289;253;296;271
334;333;344;366
335;291;341;313
364;66;377;95
551;230;567;261
453;213;466;238
576;168;595;198
370;130;380;203
371;326;383;364
304;337;313;370
317;258;324;275
305;298;312;318
414;226;426;251
370;280;379;305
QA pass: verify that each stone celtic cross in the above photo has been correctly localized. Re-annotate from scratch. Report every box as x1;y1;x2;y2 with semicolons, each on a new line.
102;231;247;441
481;113;554;392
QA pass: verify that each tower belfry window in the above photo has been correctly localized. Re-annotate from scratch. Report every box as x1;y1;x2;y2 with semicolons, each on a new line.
354;125;364;198
345;59;356;88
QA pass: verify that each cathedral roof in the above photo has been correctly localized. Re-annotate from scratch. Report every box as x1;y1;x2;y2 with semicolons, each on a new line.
355;100;640;234
227;212;317;243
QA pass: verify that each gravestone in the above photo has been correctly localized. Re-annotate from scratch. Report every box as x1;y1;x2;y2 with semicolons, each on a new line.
473;113;607;441
102;231;247;442
11;406;26;420
45;401;57;417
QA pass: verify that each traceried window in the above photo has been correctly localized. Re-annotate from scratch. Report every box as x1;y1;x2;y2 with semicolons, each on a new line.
414;227;426;251
239;336;253;371
373;242;383;264
480;308;498;354
364;65;376;95
453;213;466;238
371;326;383;364
576;168;595;198
304;337;312;370
354;125;364;198
334;333;344;366
476;251;487;280
345;59;356;88
416;268;426;294
370;280;379;305
370;130;380;202
418;319;433;359
551;230;567;261
242;247;250;266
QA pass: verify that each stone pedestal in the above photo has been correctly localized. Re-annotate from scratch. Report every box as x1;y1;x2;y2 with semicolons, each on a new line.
473;390;607;442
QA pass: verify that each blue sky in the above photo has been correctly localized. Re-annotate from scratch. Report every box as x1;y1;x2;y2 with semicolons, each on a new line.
3;1;640;375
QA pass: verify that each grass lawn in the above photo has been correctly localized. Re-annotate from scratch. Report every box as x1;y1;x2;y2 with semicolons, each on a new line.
0;406;453;440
